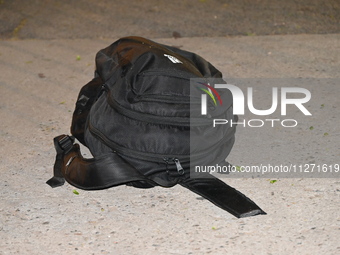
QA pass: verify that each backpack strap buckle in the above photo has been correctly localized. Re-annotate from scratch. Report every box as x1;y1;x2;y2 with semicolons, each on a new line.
54;135;75;155
46;135;75;188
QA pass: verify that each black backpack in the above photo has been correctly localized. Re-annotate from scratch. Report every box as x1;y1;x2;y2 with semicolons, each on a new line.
47;36;266;218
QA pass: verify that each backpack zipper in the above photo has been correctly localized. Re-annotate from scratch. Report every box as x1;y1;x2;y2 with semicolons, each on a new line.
88;119;236;177
88;118;235;165
88;121;190;164
88;121;190;176
163;157;185;175
134;94;193;104
107;89;210;127
130;69;204;104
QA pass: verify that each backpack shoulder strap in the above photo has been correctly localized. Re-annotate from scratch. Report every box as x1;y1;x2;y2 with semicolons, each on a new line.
180;176;266;218
71;76;104;146
46;135;155;190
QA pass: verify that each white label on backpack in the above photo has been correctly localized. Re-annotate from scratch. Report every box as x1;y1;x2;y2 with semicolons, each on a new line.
164;54;183;64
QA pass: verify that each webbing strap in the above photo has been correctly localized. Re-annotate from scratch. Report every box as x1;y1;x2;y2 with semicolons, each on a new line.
179;177;266;218
46;135;154;190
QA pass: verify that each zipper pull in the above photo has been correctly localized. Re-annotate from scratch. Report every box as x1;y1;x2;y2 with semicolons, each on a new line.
174;158;184;175
102;83;109;92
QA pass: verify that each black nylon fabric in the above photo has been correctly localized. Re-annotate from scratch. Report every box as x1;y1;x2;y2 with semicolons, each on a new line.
71;36;237;187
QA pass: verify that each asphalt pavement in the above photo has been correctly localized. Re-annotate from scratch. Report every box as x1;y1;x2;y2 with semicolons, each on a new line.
0;1;339;255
